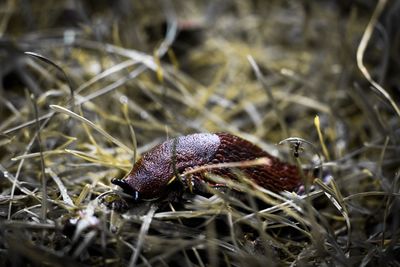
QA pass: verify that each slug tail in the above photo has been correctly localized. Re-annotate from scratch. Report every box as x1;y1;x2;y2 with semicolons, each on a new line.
209;133;303;192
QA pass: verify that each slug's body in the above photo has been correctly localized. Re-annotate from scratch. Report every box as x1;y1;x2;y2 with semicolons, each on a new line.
112;133;302;200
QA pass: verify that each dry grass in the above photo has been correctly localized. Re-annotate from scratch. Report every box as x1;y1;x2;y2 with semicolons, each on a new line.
1;0;399;266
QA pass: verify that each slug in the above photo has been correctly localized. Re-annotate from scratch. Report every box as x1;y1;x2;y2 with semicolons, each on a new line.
112;133;304;201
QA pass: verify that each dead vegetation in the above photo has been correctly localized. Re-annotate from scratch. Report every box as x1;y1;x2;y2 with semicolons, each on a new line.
0;0;399;266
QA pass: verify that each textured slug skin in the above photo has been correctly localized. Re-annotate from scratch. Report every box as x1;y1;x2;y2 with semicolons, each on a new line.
121;133;302;199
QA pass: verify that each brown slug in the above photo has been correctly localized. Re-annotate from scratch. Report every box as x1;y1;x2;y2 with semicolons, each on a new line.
112;133;304;201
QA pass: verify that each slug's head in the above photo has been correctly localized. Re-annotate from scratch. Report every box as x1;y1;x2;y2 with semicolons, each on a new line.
111;133;220;201
112;150;175;201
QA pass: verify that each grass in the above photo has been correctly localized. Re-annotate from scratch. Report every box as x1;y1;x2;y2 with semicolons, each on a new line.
1;0;399;266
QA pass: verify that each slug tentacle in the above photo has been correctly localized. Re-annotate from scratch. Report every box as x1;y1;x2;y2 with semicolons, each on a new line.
111;178;141;201
112;133;305;201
